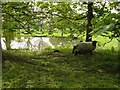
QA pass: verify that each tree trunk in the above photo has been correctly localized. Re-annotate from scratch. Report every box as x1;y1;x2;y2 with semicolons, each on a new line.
86;2;93;42
6;40;11;50
40;25;42;31
40;28;42;31
49;29;52;34
69;27;72;31
27;23;30;33
61;27;63;36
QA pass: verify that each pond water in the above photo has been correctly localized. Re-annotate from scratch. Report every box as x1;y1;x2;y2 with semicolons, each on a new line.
1;37;79;51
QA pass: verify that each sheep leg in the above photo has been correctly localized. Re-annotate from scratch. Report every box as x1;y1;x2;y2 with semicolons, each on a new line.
72;46;76;54
75;51;78;56
90;51;93;55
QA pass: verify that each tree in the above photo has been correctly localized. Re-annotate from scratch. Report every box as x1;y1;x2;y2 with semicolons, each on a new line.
86;2;93;41
2;2;47;35
2;1;119;44
91;2;120;44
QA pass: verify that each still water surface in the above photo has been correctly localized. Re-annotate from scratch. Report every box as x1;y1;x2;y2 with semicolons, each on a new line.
1;37;79;51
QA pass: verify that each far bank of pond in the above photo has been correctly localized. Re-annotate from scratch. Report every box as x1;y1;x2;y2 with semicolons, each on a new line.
1;37;79;51
1;36;119;52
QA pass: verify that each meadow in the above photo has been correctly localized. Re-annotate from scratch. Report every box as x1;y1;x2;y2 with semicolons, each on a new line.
2;30;120;88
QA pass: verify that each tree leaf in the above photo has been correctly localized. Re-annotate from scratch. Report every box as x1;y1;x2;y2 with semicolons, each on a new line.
97;23;115;35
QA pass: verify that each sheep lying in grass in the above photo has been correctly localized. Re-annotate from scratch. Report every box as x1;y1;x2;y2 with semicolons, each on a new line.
72;41;98;55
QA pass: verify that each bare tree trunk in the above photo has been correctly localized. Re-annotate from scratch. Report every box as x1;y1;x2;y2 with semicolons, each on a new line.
61;27;63;36
69;27;72;31
6;38;11;50
86;2;93;42
49;29;52;34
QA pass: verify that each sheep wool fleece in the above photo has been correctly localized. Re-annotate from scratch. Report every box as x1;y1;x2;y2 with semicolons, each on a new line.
76;42;95;51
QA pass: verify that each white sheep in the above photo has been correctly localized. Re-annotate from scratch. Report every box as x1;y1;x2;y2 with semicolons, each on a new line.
72;41;98;55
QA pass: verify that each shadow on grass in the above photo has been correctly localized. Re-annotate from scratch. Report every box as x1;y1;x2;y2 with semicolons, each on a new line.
2;49;120;88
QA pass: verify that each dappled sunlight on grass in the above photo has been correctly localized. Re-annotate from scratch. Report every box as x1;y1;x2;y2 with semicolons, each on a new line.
2;47;120;88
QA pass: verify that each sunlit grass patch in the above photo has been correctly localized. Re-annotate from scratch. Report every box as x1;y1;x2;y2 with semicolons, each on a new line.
2;48;120;88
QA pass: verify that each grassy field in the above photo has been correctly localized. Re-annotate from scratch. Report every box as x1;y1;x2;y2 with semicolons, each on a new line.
17;29;71;38
3;29;119;50
2;46;120;88
16;29;119;50
2;29;120;88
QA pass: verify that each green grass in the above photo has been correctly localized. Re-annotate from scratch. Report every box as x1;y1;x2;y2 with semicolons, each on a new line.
2;29;120;88
16;30;119;53
2;47;120;88
5;29;119;52
16;29;73;38
17;29;119;48
93;35;119;50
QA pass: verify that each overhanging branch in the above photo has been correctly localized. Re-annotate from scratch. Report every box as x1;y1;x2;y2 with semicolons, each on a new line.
103;37;113;47
5;12;26;29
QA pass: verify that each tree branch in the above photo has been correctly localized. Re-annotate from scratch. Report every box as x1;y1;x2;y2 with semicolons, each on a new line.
5;12;26;29
103;37;113;47
117;39;120;42
100;34;111;38
52;13;87;20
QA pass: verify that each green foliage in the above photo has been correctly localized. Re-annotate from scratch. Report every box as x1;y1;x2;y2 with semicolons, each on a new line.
44;46;52;50
2;2;119;43
97;23;115;35
91;2;119;42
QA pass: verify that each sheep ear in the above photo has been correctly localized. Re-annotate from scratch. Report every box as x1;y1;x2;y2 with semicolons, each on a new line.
93;41;98;43
92;41;98;46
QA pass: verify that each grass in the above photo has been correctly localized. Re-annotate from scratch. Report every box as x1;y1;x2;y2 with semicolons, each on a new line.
15;29;75;38
4;29;119;52
2;46;120;88
18;29;119;47
2;29;120;88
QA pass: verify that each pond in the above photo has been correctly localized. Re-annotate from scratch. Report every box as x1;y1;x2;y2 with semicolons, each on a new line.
1;37;79;51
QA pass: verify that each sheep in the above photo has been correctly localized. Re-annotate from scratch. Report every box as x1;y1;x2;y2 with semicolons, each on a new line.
72;41;98;55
